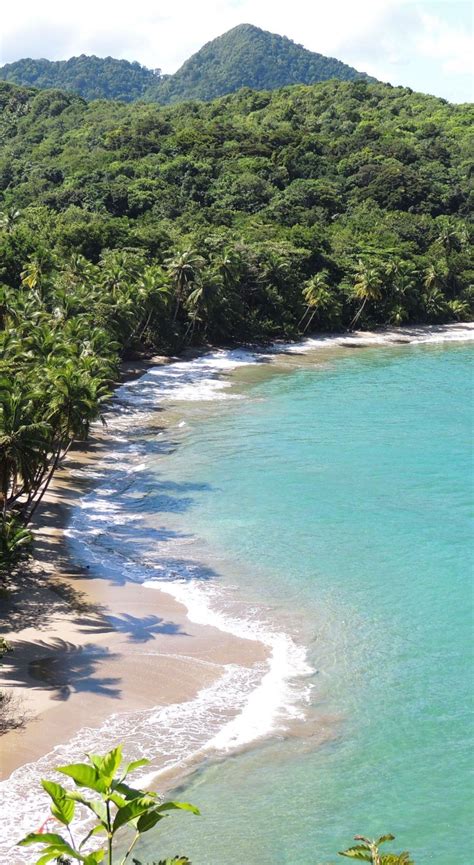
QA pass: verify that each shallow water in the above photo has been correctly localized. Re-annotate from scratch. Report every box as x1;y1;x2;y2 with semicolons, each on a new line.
136;341;474;864
2;329;473;864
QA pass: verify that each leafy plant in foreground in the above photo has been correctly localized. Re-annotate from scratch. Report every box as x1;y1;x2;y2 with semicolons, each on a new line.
18;745;198;864
132;859;190;864
339;833;414;864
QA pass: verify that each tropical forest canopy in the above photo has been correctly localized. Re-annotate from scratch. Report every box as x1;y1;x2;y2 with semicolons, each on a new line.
0;24;373;104
0;55;160;103
0;75;472;571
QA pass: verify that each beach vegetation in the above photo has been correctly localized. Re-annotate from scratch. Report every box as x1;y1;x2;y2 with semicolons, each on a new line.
339;833;414;864
18;745;197;864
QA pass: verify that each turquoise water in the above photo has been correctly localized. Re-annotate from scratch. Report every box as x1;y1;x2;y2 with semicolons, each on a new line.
138;343;473;864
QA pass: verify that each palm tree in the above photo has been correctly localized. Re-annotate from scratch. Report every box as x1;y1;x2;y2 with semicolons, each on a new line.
130;265;170;344
388;303;409;326
384;259;419;325
447;297;471;321
165;249;205;323
0;207;21;233
0;384;50;518
298;271;337;332
211;248;242;290
349;260;383;330
185;273;220;341
24;363;109;524
423;261;448;292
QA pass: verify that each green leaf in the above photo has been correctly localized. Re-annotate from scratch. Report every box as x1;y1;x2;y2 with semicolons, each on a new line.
86;753;104;772
122;758;149;779
41;780;75;826
112;797;156;833
18;832;67;847
79;823;107;850
41;780;68;803
377;834;396;846
57;763;104;792
109;791;128;808
83;851;106;864
100;745;123;783
36;841;84;860
156;801;200;816
36;853;67;865
339;848;372;861
88;799;108;824
136;809;164;833
51;798;75;826
113;781;152;801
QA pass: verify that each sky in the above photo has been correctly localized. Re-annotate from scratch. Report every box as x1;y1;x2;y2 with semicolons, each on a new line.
0;0;472;102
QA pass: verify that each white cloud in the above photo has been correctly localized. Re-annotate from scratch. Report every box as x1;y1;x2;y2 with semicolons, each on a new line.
417;10;473;75
0;0;472;101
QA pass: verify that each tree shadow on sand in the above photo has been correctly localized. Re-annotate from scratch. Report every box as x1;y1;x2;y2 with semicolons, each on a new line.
73;612;189;642
2;638;122;701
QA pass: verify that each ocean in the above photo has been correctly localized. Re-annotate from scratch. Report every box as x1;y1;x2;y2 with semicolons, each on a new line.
2;325;473;864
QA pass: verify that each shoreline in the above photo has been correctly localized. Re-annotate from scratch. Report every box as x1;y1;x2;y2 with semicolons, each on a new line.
1;321;473;861
0;435;268;781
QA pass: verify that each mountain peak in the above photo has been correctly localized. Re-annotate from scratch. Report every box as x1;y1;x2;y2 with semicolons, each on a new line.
148;23;374;104
0;24;375;105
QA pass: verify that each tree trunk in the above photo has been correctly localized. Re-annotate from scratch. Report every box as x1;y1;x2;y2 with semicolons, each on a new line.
349;295;367;331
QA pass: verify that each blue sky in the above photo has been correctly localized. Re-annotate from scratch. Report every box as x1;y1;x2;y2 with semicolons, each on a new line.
0;0;472;102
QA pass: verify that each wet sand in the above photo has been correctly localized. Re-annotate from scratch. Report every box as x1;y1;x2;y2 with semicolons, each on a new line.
1;322;472;780
0;396;267;782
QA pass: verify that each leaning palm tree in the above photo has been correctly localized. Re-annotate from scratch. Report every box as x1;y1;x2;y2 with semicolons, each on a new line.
165;249;206;324
298;271;337;332
349;260;383;330
184;273;220;341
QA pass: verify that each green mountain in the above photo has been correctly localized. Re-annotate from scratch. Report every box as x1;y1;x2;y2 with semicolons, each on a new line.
0;25;374;105
0;55;159;102
147;24;375;104
0;76;471;345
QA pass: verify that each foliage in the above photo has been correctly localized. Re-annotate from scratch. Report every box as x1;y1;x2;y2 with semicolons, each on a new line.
0;514;32;582
0;76;472;575
0;56;160;102
18;745;198;864
0;636;13;659
339;834;414;864
132;859;190;864
146;23;374;104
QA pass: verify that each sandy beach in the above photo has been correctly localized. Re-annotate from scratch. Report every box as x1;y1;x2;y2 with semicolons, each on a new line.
0;376;267;784
1;321;472;818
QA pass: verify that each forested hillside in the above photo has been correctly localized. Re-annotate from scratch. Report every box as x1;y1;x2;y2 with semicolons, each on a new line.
0;55;159;102
1;77;472;346
0;25;373;104
0;76;472;571
147;23;374;104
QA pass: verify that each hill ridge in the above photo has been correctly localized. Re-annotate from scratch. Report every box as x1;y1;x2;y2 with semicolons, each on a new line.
0;23;375;104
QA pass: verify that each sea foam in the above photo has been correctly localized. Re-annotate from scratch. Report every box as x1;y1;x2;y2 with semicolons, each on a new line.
2;323;473;862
